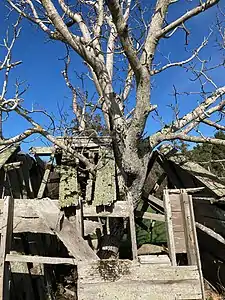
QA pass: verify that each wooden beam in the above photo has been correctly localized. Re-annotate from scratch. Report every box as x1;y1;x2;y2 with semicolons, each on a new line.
163;190;176;266
34;200;98;261
29;147;55;156
0;196;14;300
37;152;55;199
148;194;164;209
83;201;131;218
168;187;205;194
128;200;138;260
180;192;197;265
135;211;165;222
6;254;77;265
196;222;225;245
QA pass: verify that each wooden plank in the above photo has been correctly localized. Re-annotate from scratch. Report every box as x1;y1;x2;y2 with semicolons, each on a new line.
128;199;137;260
93;148;116;206
85;151;95;203
168;187;205;194
138;255;170;265
6;254;77;265
196;222;225;245
34;199;98;261
163;190;176;266
78;261;202;300
29;147;55;156
37;152;55;199
189;197;205;300
0;196;14;300
83;201;131;218
59;157;79;207
57;136;111;148
79;281;202;300
180;193;197;265
78;261;200;283
174;231;186;253
135;211;165;222
148;194;164;209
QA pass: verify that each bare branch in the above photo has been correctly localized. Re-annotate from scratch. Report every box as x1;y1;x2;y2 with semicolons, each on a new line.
158;0;219;38
151;38;208;75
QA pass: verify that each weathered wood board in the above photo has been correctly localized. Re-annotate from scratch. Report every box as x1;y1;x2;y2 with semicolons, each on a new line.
78;260;203;300
92;148;116;206
59;163;79;207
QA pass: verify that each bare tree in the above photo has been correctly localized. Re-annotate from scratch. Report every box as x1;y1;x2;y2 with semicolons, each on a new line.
3;0;225;255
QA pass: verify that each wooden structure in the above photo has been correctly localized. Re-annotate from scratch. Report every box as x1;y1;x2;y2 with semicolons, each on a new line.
0;192;204;300
1;136;225;298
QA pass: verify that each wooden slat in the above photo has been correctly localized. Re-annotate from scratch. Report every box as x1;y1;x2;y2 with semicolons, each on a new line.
138;255;170;265
189;197;205;300
57;136;111;148
128;199;137;260
83;201;131;218
135;211;165;222
163;190;176;266
93;148;116;206
78;261;202;300
6;254;77;265
37;152;55;199
29;147;55;156
0;196;14;300
59;157;79;207
148;194;164;209
180;193;197;265
34;200;98;261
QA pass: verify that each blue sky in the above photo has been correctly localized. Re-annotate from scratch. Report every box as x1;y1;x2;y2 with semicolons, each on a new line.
0;0;225;151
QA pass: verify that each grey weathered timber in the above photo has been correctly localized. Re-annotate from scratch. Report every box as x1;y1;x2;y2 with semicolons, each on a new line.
37;152;55;199
147;194;164;209
128;199;138;260
93;148;116;206
0;196;14;300
6;254;77;265
170;155;225;197
0;145;19;170
135;211;165;222
57;136;111;148
83;201;131;218
78;261;203;300
34;199;98;261
180;192;197;265
29;146;55;156
138;255;170;265
59;156;79;207
189;198;205;300
163;190;176;266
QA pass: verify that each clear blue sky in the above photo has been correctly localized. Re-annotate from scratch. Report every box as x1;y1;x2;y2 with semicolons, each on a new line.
0;1;225;151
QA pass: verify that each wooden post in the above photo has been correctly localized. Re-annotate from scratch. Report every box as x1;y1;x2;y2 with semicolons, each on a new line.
127;195;138;260
163;190;177;266
0;196;14;300
180;192;197;265
189;196;205;300
37;152;55;199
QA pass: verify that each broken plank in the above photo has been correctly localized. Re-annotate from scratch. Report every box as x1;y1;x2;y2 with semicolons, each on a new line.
34;200;98;261
180;193;197;265
6;254;77;265
37;152;55;199
163;190;176;266
83;201;131;218
29;147;55;156
135;211;165;222
93;148;116;206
